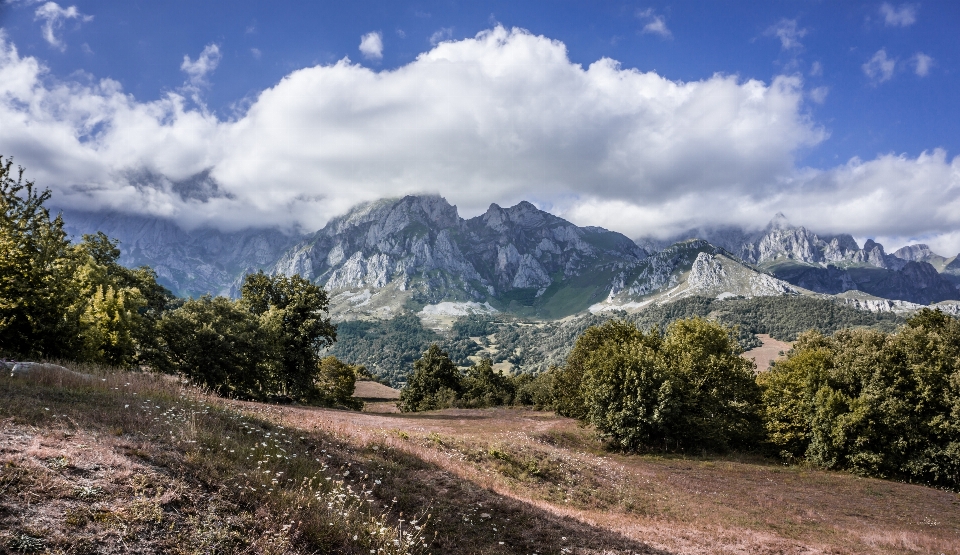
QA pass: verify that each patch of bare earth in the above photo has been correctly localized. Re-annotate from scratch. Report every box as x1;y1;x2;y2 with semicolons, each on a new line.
353;380;401;401
743;334;794;372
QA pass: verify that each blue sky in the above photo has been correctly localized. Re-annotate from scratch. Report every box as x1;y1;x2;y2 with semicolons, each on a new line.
1;1;959;252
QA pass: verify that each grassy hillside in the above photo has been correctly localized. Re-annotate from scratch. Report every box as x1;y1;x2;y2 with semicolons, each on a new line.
4;364;959;554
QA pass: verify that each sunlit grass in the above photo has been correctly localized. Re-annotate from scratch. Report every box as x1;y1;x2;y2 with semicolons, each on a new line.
0;364;427;554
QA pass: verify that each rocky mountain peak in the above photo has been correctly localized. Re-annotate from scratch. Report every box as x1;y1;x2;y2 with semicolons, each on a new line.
766;212;791;231
893;243;936;262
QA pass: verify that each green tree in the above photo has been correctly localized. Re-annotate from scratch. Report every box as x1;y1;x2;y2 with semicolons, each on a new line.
757;335;832;459
398;344;463;412
0;156;76;358
459;358;514;407
155;296;272;399
314;356;363;410
579;325;667;451
573;318;762;452
512;369;556;409
240;271;337;399
76;284;145;366
658;318;762;451
68;232;172;366
760;310;960;488
554;320;648;420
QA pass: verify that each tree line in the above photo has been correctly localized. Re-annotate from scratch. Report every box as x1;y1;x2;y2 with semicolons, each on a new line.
0;156;359;408
400;311;960;489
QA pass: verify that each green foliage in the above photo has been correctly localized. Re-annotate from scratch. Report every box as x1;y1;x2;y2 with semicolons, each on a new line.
0;156;76;358
398;344;463;412
458;358;514;408
451;314;498;338
329;313;442;385
563;318;762;452
760;309;960;488
155;295;272;398
154;272;338;403
553;320;642;420
69;232;173;366
512;370;555;409
241;271;336;399
0;158;171;365
314;356;364;410
708;295;904;341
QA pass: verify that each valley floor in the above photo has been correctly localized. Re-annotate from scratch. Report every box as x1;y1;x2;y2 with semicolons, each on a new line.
3;368;959;554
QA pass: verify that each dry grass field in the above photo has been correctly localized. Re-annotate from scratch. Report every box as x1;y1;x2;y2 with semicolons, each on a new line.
3;365;959;554
741;334;793;372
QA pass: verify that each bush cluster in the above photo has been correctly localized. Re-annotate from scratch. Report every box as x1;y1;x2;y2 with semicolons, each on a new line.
551;318;762;452
401;312;960;489
759;308;960;488
397;344;549;412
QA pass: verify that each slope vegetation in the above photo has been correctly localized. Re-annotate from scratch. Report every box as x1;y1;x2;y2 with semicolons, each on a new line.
4;365;958;554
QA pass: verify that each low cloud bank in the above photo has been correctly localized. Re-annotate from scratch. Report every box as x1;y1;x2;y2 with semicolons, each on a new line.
1;26;958;253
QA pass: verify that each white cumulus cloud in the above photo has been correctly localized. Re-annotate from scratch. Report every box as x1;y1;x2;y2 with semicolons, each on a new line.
863;49;896;83
359;31;383;60
0;26;958;254
34;2;92;51
880;3;917;27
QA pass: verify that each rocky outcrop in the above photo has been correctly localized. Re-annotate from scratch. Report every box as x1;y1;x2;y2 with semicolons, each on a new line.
267;196;647;317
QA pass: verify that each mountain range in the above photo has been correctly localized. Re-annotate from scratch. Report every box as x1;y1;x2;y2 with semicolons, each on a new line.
59;196;960;320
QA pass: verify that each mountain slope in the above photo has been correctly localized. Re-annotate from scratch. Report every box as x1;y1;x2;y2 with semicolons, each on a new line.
592;240;805;312
269;196;648;319
60;210;303;297
644;216;960;304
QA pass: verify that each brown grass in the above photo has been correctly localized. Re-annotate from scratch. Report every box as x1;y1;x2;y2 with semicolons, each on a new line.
3;365;959;554
271;405;960;555
353;380;401;400
742;334;793;371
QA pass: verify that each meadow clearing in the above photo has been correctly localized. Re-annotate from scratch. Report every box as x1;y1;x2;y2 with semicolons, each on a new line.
2;364;958;554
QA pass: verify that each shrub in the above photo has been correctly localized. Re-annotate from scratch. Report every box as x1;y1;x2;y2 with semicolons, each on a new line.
459;358;514;408
398;345;463;412
566;318;762;452
759;309;960;488
314;356;364;410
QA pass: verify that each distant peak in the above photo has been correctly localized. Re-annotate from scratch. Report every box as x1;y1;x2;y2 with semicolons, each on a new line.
767;212;791;230
485;202;503;214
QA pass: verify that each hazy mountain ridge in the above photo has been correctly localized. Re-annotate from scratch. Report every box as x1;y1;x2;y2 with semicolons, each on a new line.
60;209;304;298
643;214;960;305
60;199;960;317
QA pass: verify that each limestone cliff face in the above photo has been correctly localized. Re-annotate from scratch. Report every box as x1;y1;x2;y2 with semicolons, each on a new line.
269;196;647;317
595;241;801;311
271;196;486;304
641;215;960;304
